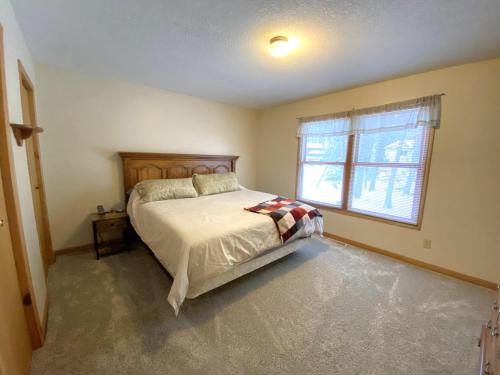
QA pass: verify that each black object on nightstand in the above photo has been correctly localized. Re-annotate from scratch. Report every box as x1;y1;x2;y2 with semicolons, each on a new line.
90;212;131;259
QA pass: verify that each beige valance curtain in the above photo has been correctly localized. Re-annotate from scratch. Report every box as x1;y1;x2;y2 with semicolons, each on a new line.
297;94;442;137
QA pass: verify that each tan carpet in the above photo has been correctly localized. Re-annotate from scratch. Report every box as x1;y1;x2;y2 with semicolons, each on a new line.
31;236;494;375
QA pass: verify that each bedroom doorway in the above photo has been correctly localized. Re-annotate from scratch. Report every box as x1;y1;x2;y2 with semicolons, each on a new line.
18;60;55;272
0;23;43;354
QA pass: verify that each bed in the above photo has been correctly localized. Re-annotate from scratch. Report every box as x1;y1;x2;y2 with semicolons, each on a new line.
120;152;323;314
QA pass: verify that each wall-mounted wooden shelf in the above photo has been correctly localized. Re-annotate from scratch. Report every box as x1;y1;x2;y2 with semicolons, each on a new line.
10;123;43;146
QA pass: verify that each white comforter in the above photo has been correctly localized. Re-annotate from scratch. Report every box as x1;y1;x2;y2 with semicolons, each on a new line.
128;189;323;314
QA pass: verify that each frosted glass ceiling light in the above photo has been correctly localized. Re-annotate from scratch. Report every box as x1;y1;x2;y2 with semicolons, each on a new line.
269;35;298;58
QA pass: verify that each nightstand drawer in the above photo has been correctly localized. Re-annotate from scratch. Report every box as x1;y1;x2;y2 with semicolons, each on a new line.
96;218;127;232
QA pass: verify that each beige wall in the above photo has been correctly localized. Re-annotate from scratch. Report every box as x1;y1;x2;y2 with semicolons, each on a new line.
256;58;500;284
0;0;46;321
36;65;258;250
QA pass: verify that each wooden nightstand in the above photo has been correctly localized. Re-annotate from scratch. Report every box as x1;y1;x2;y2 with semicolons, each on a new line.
90;212;131;259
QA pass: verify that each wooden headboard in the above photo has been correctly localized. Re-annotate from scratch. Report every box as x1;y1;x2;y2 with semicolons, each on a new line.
119;152;239;195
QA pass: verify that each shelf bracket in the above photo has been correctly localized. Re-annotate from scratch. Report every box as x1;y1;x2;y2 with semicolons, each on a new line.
9;123;43;146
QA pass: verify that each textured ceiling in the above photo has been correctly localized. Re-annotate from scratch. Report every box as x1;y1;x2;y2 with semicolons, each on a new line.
11;0;500;108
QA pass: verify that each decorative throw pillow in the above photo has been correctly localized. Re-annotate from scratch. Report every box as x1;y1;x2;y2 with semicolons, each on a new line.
192;172;240;196
135;178;198;202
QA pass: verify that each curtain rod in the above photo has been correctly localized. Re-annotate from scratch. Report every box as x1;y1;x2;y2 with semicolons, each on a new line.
296;93;445;120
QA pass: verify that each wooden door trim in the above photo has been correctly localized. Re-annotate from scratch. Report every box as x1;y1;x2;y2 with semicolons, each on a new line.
0;168;32;375
18;59;55;270
0;24;44;348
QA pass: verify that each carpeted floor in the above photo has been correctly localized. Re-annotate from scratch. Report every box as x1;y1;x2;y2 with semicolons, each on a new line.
31;236;494;375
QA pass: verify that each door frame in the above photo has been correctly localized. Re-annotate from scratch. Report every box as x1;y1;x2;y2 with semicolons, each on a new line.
0;24;45;348
0;164;32;375
18;60;55;272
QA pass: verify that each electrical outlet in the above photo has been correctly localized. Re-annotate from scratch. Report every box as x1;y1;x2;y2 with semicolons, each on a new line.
423;239;432;249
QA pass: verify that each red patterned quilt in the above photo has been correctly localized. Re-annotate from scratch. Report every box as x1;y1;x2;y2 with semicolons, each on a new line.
245;196;322;243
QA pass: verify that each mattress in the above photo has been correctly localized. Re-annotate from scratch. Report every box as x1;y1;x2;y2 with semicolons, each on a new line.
127;188;323;314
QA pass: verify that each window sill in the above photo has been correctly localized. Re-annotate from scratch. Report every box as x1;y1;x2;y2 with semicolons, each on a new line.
299;198;422;230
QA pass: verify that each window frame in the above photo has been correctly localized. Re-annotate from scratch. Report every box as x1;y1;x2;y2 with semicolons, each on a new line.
296;128;435;230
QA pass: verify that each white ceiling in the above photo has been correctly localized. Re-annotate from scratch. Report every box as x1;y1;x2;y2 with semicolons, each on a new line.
11;0;500;109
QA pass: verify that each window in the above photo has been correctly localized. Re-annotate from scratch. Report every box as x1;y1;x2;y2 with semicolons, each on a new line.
297;117;350;207
297;95;440;227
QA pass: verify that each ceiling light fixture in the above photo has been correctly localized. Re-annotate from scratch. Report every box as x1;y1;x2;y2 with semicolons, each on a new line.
269;35;299;58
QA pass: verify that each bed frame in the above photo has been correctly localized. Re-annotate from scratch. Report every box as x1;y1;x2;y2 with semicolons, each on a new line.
118;152;310;301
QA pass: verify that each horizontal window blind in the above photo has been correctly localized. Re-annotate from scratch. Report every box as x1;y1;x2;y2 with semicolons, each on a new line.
348;126;430;224
297;122;349;208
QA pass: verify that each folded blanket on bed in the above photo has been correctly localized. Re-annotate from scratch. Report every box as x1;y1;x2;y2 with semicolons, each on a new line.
245;197;322;243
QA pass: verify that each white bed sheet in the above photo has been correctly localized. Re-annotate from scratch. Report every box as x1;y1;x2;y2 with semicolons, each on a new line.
127;189;323;314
